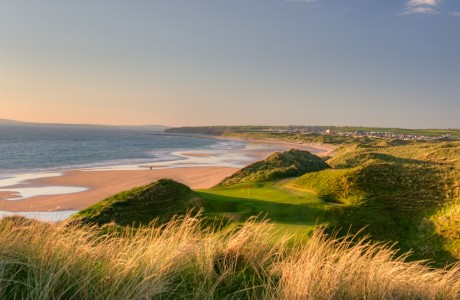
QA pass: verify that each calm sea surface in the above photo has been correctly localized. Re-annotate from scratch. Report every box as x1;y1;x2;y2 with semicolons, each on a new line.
0;125;244;176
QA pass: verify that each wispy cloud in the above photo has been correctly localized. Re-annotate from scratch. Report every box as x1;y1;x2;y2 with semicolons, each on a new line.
450;11;460;17
407;0;439;6
408;6;437;14
404;0;440;15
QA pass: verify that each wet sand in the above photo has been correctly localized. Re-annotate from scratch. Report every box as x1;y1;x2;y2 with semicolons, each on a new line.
0;191;18;201
0;167;238;212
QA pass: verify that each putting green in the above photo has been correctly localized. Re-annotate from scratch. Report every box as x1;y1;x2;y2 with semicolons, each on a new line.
196;180;331;239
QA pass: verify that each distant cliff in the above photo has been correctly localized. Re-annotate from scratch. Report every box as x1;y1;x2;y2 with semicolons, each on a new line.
164;126;276;135
0;119;169;131
164;126;226;135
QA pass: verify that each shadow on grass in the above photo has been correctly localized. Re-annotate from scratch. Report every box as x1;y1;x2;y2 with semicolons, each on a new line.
368;152;445;166
197;191;328;226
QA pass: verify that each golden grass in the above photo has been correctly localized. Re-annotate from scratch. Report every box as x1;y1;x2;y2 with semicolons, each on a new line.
0;214;459;299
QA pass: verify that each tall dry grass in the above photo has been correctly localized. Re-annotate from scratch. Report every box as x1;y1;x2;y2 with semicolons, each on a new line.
0;214;459;299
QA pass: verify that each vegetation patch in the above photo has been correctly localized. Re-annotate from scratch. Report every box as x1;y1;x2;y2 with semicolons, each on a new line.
72;179;197;226
1;215;460;299
216;149;330;187
294;141;460;265
197;181;329;239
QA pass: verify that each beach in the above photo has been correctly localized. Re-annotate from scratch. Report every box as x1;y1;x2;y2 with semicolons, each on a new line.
0;167;238;212
0;138;336;215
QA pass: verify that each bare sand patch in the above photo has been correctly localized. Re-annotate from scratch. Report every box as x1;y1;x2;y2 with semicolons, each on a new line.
0;167;238;212
0;191;19;201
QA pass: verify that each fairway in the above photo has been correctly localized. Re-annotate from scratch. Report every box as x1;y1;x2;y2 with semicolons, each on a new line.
196;181;330;238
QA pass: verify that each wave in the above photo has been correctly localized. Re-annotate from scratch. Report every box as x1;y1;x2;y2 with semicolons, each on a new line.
0;124;249;176
0;155;185;177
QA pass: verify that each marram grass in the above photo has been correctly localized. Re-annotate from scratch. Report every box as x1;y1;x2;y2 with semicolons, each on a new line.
0;214;459;299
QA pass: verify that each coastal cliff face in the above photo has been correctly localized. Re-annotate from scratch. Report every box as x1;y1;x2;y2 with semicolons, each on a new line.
216;149;330;187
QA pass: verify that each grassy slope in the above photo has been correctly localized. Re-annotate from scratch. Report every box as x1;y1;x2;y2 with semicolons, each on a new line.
71;142;460;266
72;179;197;226
217;149;330;187
205;149;331;239
294;141;460;265
68;149;330;239
219;141;458;265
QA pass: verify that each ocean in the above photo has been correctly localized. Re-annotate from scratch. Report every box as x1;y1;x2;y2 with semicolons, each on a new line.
0;124;245;177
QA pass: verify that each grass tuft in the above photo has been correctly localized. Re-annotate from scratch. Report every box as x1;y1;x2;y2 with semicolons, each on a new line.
0;214;459;299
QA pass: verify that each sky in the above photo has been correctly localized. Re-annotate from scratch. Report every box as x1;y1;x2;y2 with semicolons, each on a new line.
1;0;459;128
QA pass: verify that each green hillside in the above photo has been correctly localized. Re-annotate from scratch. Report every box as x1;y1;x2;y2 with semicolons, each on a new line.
70;150;331;238
70;140;460;265
216;149;330;187
294;141;460;265
72;179;197;226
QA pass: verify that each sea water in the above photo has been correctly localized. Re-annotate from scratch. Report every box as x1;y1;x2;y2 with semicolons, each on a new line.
0;124;245;177
0;124;247;209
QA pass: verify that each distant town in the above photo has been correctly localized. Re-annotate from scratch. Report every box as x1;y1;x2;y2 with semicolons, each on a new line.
165;125;460;141
274;126;459;141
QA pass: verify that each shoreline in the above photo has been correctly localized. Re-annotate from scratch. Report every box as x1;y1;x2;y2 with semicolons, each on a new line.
0;137;337;214
212;135;337;157
0;167;239;212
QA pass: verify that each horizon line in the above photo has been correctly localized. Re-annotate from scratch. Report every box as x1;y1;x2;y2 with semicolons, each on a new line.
1;118;458;131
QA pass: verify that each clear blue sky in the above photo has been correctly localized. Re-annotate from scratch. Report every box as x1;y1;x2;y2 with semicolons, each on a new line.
1;0;459;128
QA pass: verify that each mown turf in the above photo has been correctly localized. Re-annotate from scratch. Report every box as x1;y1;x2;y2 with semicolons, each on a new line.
197;181;330;239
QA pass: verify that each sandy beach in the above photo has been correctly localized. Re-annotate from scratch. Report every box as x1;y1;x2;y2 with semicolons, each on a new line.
0;167;238;212
0;138;337;213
